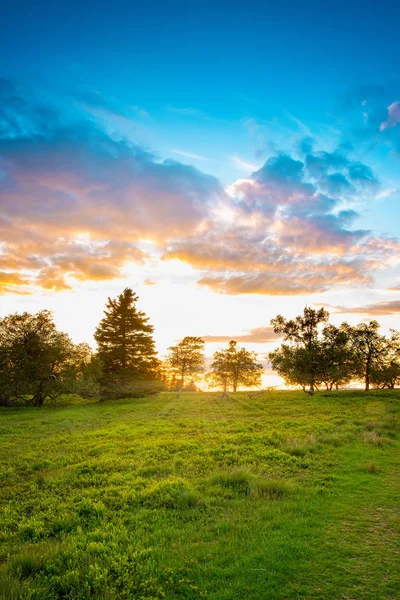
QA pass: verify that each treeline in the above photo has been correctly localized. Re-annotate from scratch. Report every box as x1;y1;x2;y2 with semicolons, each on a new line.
269;307;400;394
0;290;398;406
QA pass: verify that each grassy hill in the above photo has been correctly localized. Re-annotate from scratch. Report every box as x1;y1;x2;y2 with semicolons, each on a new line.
0;390;399;599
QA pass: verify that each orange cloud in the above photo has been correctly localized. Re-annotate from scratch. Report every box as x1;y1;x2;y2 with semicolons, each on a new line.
334;300;400;316
0;80;397;299
203;326;279;343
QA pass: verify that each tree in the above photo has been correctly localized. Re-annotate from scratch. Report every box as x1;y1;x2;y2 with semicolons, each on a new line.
344;321;386;391
94;288;159;378
269;344;315;392
208;340;263;393
0;311;87;406
318;324;354;390
165;336;205;392
370;329;400;389
270;307;329;394
94;289;161;398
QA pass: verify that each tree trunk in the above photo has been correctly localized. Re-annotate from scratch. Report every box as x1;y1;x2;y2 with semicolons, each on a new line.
32;383;45;407
365;354;371;391
365;371;370;391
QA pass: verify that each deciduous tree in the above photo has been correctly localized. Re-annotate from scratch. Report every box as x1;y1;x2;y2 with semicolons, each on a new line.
0;311;88;406
370;329;400;389
344;321;386;391
209;340;263;393
270;307;329;394
319;324;354;390
165;336;205;392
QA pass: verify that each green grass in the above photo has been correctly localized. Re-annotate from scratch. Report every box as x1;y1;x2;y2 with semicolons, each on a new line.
0;390;399;599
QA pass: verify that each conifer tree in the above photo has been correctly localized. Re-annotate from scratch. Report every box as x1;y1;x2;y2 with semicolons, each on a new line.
94;288;159;380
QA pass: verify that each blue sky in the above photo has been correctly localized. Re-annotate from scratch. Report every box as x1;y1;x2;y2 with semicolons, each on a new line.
0;0;399;368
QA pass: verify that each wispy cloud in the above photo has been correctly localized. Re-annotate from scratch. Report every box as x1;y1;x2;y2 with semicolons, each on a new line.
171;149;209;161
203;326;279;343
380;101;400;131
231;155;258;172
334;300;400;315
285;112;312;137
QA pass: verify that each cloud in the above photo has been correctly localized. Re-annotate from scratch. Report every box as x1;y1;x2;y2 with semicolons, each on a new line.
0;79;222;293
0;270;31;294
304;150;378;197
380;101;400;131
164;145;375;295
203;326;280;343
334;300;400;316
198;262;369;296
171;149;209;161
231;155;259;172
0;78;397;299
341;81;400;155
72;89;149;122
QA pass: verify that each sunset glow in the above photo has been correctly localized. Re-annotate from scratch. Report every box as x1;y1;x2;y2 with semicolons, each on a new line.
1;1;399;386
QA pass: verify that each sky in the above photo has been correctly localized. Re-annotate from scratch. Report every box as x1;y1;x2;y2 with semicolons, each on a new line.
1;0;400;385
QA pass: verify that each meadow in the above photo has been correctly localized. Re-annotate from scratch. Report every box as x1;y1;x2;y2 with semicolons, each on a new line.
0;390;399;600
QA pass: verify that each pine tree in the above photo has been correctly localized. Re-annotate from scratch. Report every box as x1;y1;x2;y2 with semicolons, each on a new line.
94;288;159;380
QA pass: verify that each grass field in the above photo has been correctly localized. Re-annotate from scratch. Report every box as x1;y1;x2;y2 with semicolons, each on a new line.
0;390;399;600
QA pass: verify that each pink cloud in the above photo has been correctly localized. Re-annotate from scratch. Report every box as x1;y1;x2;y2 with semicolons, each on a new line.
380;101;400;131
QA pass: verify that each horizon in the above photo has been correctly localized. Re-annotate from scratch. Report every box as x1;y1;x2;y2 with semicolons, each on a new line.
1;0;399;389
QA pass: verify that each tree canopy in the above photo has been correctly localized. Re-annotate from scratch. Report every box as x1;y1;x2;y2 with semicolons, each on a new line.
1;296;399;407
208;340;263;393
165;336;205;391
270;308;329;394
269;309;399;393
0;311;90;406
344;321;387;392
94;288;159;378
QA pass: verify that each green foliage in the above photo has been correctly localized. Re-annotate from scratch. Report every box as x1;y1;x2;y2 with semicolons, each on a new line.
139;477;201;508
208;340;263;392
270;307;329;394
344;320;387;391
251;477;292;499
164;336;205;390
94;288;159;376
212;470;252;494
318;324;354;390
1;390;399;599
94;288;161;397
269;344;314;391
98;374;164;400
270;308;400;393
370;329;400;389
0;311;92;406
